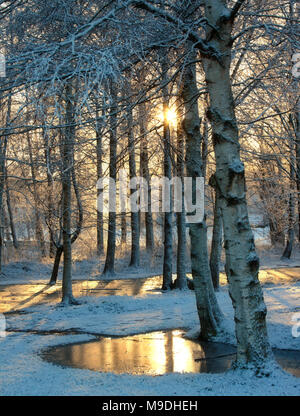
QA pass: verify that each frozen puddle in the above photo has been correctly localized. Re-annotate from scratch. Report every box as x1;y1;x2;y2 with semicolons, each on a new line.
42;330;300;377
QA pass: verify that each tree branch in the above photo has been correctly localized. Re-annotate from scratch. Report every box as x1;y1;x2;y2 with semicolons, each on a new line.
231;0;247;19
131;1;221;60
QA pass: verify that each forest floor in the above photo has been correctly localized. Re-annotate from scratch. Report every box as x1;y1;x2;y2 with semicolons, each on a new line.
1;244;300;285
0;257;300;395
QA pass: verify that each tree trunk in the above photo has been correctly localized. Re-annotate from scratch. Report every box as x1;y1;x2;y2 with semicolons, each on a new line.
121;211;127;245
5;183;18;249
295;110;300;243
42;128;56;258
3;208;11;242
281;193;295;259
282;145;295;259
96;106;104;255
61;83;76;304
269;218;285;246
0;95;10;273
202;0;272;369
139;100;154;253
49;156;82;286
181;42;222;339
174;103;187;289
127;83;140;267
0;159;4;273
49;246;63;285
26;130;46;257
0;156;6;273
103;82;117;276
161;56;173;290
209;179;223;290
295;110;300;242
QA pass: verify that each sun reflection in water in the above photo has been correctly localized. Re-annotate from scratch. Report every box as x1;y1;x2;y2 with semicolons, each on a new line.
43;330;300;377
49;330;205;375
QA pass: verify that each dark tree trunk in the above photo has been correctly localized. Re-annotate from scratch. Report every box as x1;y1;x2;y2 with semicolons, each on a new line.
103;82;117;276
49;246;63;285
282;151;295;259
61;83;76;304
209;179;223;290
161;56;173;291
294;106;300;242
174;103;187;289
121;211;127;245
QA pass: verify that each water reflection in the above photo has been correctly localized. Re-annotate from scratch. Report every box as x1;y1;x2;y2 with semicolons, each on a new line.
43;330;300;377
43;330;235;375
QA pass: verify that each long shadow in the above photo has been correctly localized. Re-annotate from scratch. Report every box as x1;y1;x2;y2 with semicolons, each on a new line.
12;285;57;311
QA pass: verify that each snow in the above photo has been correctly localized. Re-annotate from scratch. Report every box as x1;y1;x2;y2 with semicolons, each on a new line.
0;276;300;396
0;332;298;396
1;243;300;286
0;258;163;285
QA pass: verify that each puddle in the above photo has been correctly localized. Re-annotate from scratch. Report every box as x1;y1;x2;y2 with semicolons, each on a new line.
42;330;300;377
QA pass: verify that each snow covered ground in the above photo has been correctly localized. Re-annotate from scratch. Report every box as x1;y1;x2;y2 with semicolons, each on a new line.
1;244;300;286
0;278;300;396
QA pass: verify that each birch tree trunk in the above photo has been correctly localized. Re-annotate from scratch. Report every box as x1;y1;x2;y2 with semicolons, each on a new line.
26;131;46;257
181;42;222;339
96;106;104;255
209;178;223;290
96;133;104;254
139;100;154;253
43;130;56;258
127;84;140;267
202;0;272;368
5;183;18;249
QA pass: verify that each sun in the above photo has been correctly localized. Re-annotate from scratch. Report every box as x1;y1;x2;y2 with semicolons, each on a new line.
164;107;177;127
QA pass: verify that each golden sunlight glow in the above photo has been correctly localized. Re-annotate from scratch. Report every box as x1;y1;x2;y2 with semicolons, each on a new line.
164;107;177;127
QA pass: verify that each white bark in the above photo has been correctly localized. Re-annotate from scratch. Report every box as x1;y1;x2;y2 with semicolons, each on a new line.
202;0;272;368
